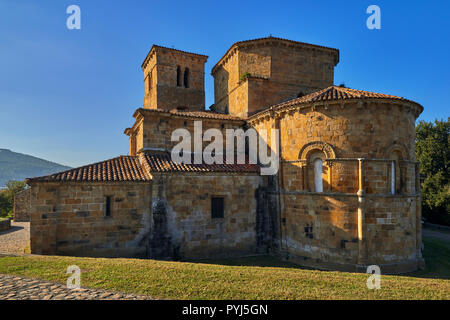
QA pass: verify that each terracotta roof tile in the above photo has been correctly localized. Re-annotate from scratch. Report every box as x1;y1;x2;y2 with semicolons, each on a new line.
25;152;260;183
140;152;260;174
135;108;244;121
249;86;423;118
26;156;151;183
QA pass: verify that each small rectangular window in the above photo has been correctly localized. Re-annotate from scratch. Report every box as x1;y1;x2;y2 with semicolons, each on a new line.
211;197;224;219
105;196;111;217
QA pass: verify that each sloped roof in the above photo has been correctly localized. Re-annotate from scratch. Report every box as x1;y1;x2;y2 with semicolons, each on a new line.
140;152;260;174
26;152;260;183
26;156;151;183
249;86;423;118
131;108;244;121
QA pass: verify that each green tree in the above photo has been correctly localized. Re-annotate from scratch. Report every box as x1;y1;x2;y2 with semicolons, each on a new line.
0;180;27;218
415;118;450;225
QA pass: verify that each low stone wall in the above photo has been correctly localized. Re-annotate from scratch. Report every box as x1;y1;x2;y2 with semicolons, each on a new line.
0;218;11;231
14;188;31;222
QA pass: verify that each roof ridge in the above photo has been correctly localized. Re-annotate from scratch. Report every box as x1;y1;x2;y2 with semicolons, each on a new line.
247;85;423;120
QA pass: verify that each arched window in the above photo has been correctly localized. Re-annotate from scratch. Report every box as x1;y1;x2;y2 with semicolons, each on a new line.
390;150;403;195
313;158;323;192
176;66;182;87
184;67;190;88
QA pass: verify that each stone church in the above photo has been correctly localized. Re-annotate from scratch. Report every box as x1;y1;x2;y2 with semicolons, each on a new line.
23;37;425;273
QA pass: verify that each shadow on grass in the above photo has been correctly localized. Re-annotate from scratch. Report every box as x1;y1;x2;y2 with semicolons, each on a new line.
185;254;314;271
186;234;450;280
406;235;450;280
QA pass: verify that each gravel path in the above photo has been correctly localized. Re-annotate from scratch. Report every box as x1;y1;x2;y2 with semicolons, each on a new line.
0;274;153;300
0;222;30;255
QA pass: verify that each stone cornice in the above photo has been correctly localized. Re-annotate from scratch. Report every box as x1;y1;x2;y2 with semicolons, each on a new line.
247;98;423;125
141;45;208;70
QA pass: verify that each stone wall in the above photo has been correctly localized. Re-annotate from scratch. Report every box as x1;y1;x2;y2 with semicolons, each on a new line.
29;173;264;260
0;218;11;231
249;99;423;272
281;194;359;268
29;182;153;257
150;173;263;259
132;112;245;155
213;40;338;117
365;196;419;266
14;188;31;222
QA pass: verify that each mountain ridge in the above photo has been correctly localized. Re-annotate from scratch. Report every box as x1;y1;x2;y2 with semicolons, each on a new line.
0;148;71;187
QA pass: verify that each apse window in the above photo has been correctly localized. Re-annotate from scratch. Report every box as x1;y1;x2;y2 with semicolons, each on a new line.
211;197;224;219
313;158;324;193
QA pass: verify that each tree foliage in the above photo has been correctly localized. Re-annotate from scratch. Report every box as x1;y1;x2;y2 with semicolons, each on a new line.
415;118;450;225
0;180;27;218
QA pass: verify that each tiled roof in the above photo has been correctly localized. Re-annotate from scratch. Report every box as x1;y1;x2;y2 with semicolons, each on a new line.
26;156;151;183
140;152;260;174
249;86;423;118
134;108;244;121
26;152;260;183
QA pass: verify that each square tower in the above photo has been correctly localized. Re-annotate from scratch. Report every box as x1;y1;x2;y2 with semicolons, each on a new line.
211;37;339;118
141;45;208;111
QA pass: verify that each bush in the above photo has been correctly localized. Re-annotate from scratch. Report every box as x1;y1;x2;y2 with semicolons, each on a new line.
0;180;27;218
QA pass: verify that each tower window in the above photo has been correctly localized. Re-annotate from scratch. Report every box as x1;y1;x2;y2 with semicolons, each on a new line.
148;71;152;91
184;67;190;88
177;66;182;87
211;197;224;219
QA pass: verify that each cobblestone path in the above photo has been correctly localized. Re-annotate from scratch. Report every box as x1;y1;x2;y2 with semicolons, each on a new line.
0;274;153;300
0;222;30;255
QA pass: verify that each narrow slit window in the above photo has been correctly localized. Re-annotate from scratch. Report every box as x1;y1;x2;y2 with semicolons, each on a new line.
105;196;111;217
148;71;152;91
211;197;224;219
184;67;190;88
176;66;182;87
391;161;395;195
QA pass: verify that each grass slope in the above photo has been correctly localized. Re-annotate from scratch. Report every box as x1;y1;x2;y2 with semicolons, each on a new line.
0;236;448;300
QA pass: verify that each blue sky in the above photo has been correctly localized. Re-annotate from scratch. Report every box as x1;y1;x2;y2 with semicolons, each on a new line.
0;0;449;167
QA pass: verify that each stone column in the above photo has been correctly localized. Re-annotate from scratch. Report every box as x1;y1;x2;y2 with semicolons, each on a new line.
357;159;367;266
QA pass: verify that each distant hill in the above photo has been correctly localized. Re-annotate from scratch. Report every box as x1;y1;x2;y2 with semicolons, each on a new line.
0;149;71;187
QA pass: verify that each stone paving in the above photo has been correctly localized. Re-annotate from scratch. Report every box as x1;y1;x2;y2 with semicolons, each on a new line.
0;274;153;300
0;222;30;255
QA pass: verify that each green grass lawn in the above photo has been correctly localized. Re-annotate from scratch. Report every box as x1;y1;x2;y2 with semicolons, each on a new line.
0;236;448;300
